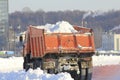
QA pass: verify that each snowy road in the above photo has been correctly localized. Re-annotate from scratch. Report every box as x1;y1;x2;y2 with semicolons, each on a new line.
92;65;120;80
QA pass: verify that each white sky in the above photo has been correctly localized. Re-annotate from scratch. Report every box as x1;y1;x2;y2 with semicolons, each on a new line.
9;0;120;13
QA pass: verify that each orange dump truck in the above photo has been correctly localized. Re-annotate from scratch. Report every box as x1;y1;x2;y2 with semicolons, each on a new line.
23;25;95;80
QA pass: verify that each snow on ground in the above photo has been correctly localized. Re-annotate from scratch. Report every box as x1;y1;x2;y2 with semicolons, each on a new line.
93;55;120;66
0;55;120;80
0;57;73;80
0;57;23;72
0;68;73;80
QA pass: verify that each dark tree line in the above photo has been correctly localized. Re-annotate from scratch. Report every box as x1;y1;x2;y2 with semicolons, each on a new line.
9;10;85;32
9;10;120;33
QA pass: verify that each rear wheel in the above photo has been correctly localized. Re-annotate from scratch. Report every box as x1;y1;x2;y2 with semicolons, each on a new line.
33;59;42;69
78;60;92;80
68;70;79;80
23;54;31;71
86;67;92;80
80;68;86;80
24;63;31;71
23;57;26;69
47;69;55;74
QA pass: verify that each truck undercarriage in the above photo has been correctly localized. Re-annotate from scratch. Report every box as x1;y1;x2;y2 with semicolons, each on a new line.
23;53;93;80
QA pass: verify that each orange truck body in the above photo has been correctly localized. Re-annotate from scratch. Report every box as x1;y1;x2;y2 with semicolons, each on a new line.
24;25;95;58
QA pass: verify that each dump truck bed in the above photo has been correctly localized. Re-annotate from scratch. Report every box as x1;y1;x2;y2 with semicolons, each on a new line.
25;26;95;57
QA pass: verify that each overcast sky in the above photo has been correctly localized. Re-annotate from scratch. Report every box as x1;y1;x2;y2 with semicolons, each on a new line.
9;0;120;13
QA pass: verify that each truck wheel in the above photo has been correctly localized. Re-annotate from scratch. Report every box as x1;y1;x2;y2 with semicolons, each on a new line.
86;68;92;80
23;54;31;71
78;61;92;80
23;62;26;69
23;57;26;69
23;61;31;71
80;68;92;80
23;56;28;70
47;69;55;74
80;68;86;80
68;70;79;80
33;59;42;69
25;64;31;71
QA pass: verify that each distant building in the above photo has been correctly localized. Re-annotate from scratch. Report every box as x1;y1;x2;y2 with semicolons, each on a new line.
0;0;9;50
92;26;103;49
114;34;120;51
99;32;120;51
100;32;114;51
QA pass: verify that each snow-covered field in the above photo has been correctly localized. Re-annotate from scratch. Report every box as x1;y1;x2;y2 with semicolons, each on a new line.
0;55;120;80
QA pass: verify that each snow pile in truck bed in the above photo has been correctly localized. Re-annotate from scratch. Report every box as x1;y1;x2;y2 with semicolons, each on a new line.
36;21;77;33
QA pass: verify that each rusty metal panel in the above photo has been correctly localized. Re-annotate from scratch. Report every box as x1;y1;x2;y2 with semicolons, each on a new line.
29;27;45;57
60;34;76;49
44;34;59;51
44;33;95;53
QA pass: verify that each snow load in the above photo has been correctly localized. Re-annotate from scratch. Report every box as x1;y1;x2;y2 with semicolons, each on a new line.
36;21;77;33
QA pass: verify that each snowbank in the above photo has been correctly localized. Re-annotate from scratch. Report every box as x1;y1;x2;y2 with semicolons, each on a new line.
93;55;120;66
36;21;77;33
0;57;73;80
0;68;73;80
0;57;23;72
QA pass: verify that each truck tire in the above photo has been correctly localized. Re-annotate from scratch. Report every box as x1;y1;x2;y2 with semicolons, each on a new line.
68;70;79;80
23;56;30;70
80;68;86;80
80;68;92;80
33;59;42;69
23;57;26;69
86;68;92;80
23;54;31;71
25;63;31;71
47;69;55;74
78;60;92;80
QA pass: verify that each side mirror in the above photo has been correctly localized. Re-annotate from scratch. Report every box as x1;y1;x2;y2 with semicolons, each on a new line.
19;35;23;42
